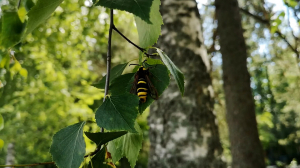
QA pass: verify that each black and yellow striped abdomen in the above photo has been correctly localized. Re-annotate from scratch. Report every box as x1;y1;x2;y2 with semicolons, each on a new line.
137;78;148;103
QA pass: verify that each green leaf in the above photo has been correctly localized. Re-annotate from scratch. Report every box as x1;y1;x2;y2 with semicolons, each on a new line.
110;73;135;95
95;0;154;24
0;10;24;48
0;114;4;131
95;93;139;132
107;123;143;168
156;48;184;95
24;0;35;11
50;122;86;168
85;131;127;146
22;0;64;39
92;63;129;89
0;139;4;149
134;0;162;48
87;148;109;168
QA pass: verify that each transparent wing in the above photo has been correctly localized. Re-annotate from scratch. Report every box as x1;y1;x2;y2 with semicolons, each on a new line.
130;73;139;95
146;75;158;100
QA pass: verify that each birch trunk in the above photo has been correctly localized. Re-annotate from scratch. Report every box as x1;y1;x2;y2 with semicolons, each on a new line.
148;0;225;167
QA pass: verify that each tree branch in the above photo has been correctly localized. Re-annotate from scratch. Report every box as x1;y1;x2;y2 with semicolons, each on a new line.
240;7;299;58
0;162;54;167
112;26;156;57
239;8;269;25
84;9;114;159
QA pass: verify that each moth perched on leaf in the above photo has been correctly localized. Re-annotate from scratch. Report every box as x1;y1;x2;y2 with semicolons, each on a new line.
130;63;158;103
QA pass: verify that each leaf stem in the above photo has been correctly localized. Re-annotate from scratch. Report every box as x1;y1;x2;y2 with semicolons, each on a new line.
104;9;114;101
0;162;54;167
84;9;114;159
17;0;21;9
112;26;156;57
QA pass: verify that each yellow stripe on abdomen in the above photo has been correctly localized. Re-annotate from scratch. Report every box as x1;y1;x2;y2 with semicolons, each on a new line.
138;92;147;96
137;88;148;92
138;81;147;84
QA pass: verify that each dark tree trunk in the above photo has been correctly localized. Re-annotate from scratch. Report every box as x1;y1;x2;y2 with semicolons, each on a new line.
148;0;225;167
215;0;265;168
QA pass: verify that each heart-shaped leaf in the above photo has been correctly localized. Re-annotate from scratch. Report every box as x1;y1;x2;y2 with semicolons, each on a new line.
95;93;139;132
50;122;86;168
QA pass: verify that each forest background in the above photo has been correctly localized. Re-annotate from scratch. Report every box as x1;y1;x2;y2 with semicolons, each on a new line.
1;0;300;167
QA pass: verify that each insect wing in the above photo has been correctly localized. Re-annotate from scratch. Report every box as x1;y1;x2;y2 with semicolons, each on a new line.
145;75;159;100
130;73;139;95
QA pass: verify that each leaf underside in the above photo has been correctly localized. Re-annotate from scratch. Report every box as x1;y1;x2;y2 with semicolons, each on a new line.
157;49;185;95
85;131;127;146
95;0;154;24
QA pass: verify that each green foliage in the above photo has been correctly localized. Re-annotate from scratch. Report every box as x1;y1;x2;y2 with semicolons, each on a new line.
87;148;110;168
95;93;139;132
85;131;127;146
92;63;129;89
110;73;135;95
107;122;143;168
95;0;154;23
0;114;3;130
156;48;185;95
0;139;4;149
23;0;64;39
135;0;162;48
50;122;86;168
0;0;187;167
0;10;24;48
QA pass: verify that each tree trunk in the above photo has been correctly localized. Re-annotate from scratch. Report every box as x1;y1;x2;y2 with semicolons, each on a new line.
5;143;15;168
148;0;225;167
215;0;265;168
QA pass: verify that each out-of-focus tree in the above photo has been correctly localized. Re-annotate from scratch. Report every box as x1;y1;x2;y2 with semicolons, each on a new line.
148;0;225;167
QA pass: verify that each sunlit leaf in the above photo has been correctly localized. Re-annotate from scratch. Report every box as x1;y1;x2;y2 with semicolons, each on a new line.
50;122;86;168
0;139;4;149
134;0;162;48
156;48;184;95
22;0;64;38
107;122;143;168
0;114;4;131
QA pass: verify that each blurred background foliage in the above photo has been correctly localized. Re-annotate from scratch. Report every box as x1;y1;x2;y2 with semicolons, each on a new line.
1;0;300;167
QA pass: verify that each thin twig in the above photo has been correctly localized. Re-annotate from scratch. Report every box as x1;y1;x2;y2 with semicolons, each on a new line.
17;0;21;9
104;9;114;100
239;7;299;58
239;8;269;25
84;9;114;159
112;26;156;57
0;162;54;167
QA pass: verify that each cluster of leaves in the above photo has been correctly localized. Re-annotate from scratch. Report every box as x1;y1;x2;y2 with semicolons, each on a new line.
1;0;184;168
